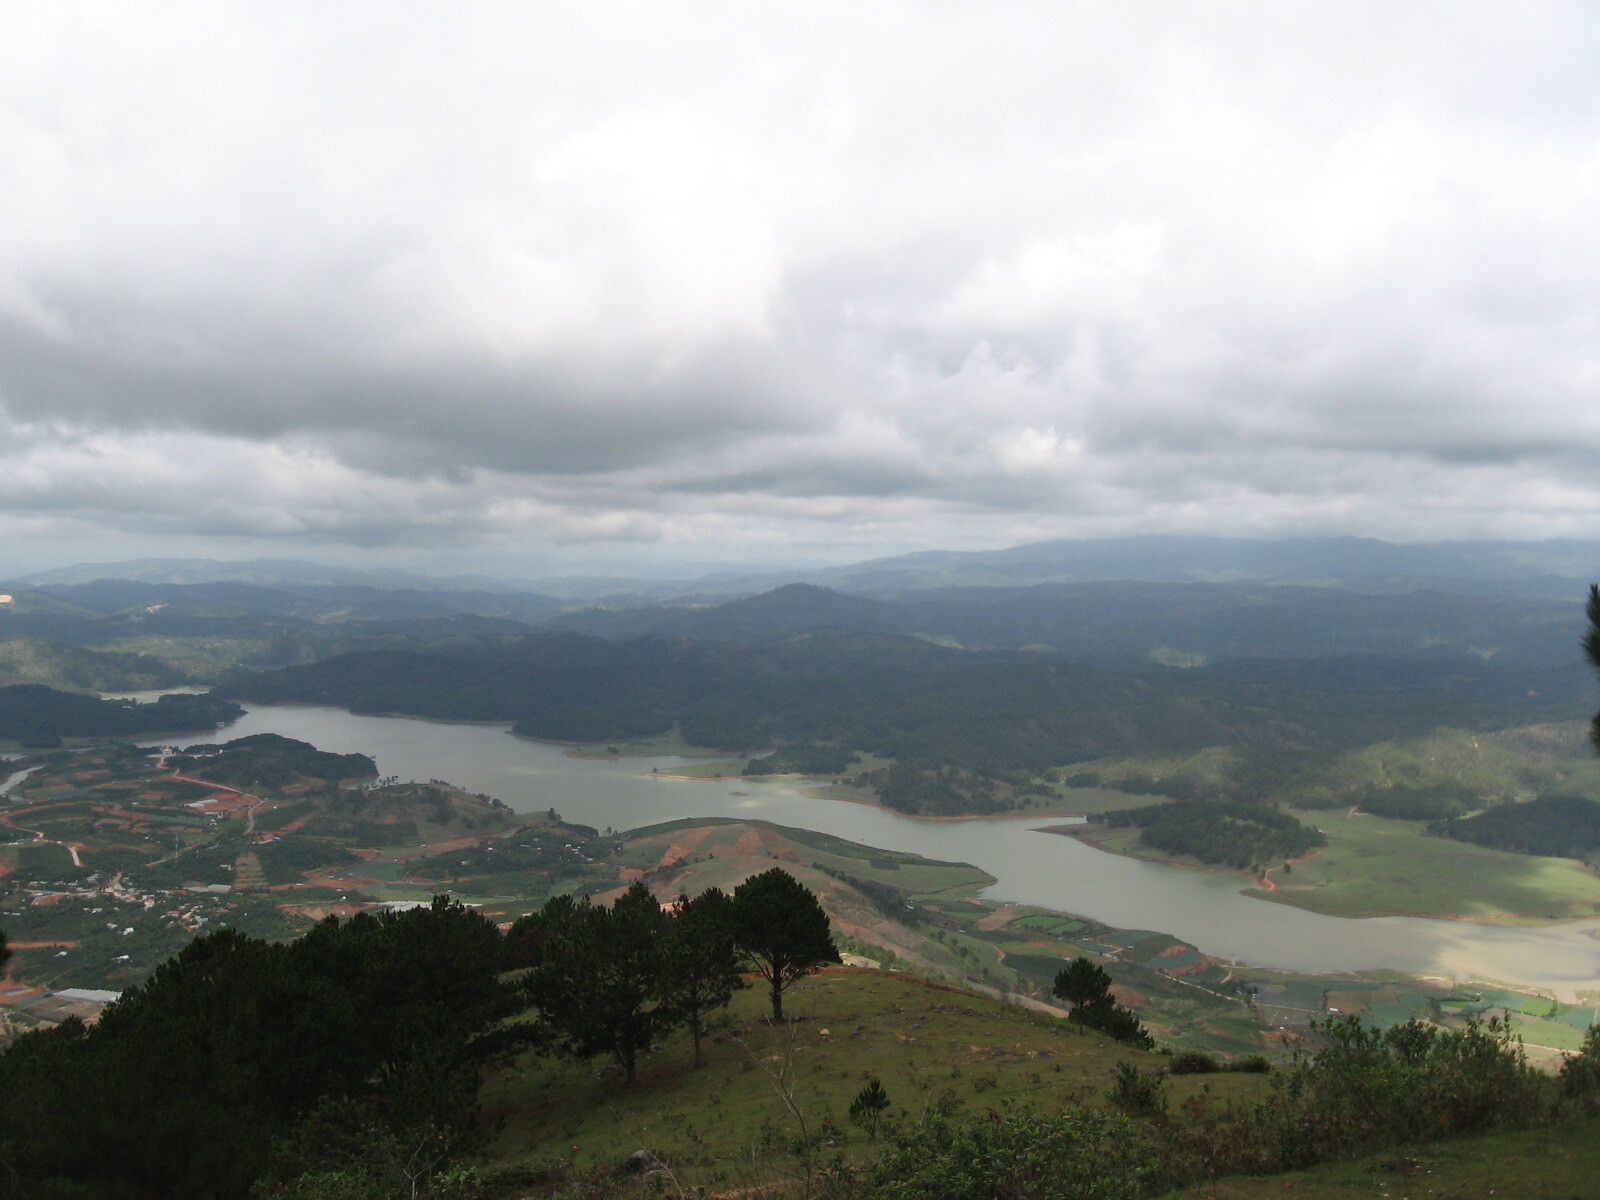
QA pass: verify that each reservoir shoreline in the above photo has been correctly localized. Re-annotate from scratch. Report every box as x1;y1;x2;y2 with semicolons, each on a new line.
141;702;1600;1001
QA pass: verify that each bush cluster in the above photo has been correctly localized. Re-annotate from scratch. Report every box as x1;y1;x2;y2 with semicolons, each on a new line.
857;1012;1582;1199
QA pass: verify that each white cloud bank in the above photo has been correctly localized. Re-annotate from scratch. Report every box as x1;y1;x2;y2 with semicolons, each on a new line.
2;0;1599;570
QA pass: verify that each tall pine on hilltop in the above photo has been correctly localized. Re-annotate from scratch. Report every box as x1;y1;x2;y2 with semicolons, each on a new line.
731;867;841;1022
665;887;746;1065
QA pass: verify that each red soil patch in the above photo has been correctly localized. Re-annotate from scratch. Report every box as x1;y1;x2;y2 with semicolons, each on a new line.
976;904;1022;931
658;844;693;870
651;824;722;870
705;827;802;864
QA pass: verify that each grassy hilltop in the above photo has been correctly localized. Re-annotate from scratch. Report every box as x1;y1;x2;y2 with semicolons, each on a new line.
477;968;1600;1200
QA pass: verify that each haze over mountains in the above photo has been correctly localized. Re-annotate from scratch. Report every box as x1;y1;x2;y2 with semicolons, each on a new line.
4;537;1594;677
15;534;1600;602
4;535;1592;787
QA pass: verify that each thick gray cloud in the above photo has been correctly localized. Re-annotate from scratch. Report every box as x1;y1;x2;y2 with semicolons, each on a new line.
2;0;1599;571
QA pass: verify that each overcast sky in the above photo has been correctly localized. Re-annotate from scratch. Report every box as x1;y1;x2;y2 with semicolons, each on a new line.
3;1;1599;576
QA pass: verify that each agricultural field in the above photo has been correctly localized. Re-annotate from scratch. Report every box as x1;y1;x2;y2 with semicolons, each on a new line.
0;739;546;994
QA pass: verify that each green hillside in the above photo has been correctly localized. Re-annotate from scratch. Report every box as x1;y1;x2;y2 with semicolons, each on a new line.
480;968;1257;1188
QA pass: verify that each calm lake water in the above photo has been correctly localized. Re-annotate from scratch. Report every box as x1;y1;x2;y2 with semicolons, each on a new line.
152;704;1600;999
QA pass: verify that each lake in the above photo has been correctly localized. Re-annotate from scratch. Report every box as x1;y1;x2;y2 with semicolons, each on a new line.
152;703;1600;999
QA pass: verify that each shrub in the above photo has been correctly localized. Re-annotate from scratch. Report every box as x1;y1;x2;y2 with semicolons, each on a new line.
1167;1050;1219;1075
1162;1015;1553;1183
1107;1061;1168;1117
849;1077;892;1141
861;1105;1158;1200
1560;1025;1600;1108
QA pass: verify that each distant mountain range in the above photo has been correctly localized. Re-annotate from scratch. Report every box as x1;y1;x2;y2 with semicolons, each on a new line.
764;536;1600;601
543;580;1586;670
5;538;1594;681
13;557;539;593
6;536;1597;812
15;536;1600;602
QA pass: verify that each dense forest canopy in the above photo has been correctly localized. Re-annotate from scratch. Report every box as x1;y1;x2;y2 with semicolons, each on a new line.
169;731;377;788
1092;798;1329;870
216;630;1582;777
0;897;518;1199
1438;794;1600;861
0;684;241;746
0;873;849;1197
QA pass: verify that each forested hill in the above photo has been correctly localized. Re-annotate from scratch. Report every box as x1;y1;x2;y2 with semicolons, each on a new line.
0;684;242;746
216;630;1584;772
545;580;1585;668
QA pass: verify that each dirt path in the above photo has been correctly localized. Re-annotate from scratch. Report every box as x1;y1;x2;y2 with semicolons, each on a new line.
1256;844;1328;892
0;810;83;866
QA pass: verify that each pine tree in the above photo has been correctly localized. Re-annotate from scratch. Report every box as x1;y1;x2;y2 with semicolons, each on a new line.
1585;583;1600;752
849;1076;891;1140
522;882;675;1083
1052;956;1112;1022
1052;955;1152;1048
665;888;746;1065
730;868;840;1022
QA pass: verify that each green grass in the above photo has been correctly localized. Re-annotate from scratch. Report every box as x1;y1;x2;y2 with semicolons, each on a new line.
4;841;76;874
1506;1013;1591;1052
1176;1115;1600;1199
653;758;749;777
478;969;1269;1185
1058;804;1600;922
1054;787;1184;815
1254;808;1600;922
564;730;733;759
